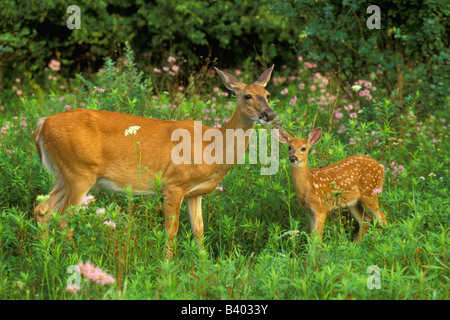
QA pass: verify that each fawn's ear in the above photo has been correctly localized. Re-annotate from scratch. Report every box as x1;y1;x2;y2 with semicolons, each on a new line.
254;65;274;88
307;128;322;146
273;125;293;144
214;67;244;92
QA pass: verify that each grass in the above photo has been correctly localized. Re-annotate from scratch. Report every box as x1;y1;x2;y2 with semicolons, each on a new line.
0;44;448;300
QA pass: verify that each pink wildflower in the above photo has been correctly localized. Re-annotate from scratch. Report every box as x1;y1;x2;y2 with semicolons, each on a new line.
77;262;116;285
81;194;95;206
66;284;79;293
1;124;9;135
290;96;297;106
281;88;288;95
372;188;382;195
104;220;116;228
48;59;61;71
167;56;176;63
349;112;358;119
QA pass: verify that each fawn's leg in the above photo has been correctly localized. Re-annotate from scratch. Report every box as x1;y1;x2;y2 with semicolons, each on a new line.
348;203;373;242
360;195;388;226
309;206;327;240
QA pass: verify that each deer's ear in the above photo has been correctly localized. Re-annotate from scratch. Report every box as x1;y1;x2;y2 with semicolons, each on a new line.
214;67;243;92
307;128;322;146
273;125;292;144
254;65;274;87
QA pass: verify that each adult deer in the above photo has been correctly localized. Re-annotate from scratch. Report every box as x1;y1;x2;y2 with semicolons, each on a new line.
34;65;275;256
274;126;387;242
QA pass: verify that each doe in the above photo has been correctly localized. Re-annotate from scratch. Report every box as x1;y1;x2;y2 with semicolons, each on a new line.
275;126;388;242
33;65;276;257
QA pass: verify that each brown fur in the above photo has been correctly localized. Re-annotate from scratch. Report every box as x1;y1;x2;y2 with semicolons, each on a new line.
34;65;275;258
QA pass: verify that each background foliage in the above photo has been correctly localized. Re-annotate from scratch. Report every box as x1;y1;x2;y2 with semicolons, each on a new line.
0;0;448;300
1;0;448;109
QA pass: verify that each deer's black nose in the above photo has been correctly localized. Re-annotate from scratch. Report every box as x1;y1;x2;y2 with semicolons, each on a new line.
289;155;298;163
262;108;275;121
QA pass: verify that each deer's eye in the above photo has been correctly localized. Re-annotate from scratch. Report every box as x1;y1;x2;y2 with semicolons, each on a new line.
301;147;307;152
266;95;271;100
288;146;292;151
244;94;252;100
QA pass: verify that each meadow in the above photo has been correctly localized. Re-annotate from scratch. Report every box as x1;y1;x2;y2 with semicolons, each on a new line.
0;44;448;300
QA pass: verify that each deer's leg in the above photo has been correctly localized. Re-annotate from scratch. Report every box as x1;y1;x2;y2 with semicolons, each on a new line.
348;203;372;243
34;177;66;228
163;187;184;259
309;206;327;240
57;174;97;230
185;195;204;247
360;195;388;227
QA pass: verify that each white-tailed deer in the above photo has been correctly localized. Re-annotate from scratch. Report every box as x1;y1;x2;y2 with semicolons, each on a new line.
275;126;387;242
34;65;275;256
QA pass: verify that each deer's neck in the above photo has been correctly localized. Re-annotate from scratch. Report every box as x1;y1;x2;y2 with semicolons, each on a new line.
291;160;313;203
219;109;256;165
222;109;255;132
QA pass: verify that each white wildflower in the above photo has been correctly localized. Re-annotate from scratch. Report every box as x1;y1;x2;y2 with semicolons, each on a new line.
279;230;300;240
124;126;141;136
351;84;362;92
36;194;50;204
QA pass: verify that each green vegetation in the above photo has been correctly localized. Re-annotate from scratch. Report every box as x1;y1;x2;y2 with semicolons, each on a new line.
1;43;448;300
0;1;448;300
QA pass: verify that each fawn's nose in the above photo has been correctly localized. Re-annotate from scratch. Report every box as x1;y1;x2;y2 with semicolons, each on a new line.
262;108;275;121
289;155;298;163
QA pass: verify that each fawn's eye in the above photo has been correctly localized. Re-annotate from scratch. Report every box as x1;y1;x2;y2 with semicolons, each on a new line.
288;146;292;151
301;147;307;152
266;95;270;100
244;94;252;99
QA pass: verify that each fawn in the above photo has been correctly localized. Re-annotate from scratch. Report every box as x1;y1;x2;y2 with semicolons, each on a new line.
275;126;388;242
